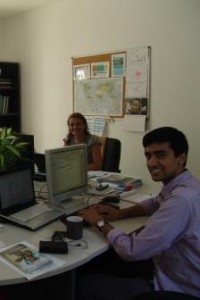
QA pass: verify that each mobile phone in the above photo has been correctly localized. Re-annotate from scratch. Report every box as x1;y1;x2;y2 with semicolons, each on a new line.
39;241;68;254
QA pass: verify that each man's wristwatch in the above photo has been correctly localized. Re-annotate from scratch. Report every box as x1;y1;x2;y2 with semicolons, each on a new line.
96;220;107;231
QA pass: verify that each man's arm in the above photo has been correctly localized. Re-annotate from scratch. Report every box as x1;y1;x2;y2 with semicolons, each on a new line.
93;202;147;221
79;203;147;237
115;203;147;219
98;203;147;236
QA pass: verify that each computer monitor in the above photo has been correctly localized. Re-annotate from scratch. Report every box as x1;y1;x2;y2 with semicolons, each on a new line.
45;144;88;204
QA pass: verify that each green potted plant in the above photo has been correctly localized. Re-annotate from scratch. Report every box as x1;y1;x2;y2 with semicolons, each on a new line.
0;127;28;172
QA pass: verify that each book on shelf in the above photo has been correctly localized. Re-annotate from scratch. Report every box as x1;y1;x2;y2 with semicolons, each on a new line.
0;78;12;86
0;241;66;280
0;95;9;114
3;96;9;113
0;95;3;113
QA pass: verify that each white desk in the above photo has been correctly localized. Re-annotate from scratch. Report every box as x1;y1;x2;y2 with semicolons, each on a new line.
0;201;148;286
0;174;153;288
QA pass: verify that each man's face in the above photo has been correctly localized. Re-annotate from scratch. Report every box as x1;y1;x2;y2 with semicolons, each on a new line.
144;142;186;185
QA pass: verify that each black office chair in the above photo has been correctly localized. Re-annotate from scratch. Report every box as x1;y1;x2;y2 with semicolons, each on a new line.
133;291;200;300
101;137;121;173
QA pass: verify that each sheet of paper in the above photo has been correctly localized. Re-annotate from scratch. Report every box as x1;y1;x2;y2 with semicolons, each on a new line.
86;116;106;136
121;193;153;203
124;115;146;132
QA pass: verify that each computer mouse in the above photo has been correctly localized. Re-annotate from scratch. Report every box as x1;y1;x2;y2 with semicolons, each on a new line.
100;195;120;204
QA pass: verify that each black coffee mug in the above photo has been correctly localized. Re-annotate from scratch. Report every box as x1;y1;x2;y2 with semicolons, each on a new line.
66;216;83;240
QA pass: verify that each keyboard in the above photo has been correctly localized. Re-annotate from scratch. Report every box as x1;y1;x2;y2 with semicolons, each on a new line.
60;202;119;228
60;197;88;216
63;202;88;216
27;210;63;228
11;204;53;222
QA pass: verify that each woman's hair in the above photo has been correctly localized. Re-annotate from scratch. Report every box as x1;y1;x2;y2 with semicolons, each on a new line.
143;127;189;157
67;112;89;134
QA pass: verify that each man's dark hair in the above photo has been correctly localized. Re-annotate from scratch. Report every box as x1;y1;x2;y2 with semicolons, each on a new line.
142;127;189;157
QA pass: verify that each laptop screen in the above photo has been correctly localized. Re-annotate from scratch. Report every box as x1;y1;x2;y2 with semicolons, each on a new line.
0;167;35;215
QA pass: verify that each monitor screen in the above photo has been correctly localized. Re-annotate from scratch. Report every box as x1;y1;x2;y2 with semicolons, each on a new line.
45;144;88;203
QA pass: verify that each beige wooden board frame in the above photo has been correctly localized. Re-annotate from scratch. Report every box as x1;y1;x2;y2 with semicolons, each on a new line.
72;47;150;118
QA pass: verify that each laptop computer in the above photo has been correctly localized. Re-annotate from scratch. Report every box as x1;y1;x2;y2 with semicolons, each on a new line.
0;167;65;231
34;153;46;181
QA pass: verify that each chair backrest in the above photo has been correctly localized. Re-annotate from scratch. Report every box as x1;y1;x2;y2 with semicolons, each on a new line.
101;137;121;173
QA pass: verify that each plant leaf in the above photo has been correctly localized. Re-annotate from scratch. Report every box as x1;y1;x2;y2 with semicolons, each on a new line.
5;144;21;157
0;154;5;168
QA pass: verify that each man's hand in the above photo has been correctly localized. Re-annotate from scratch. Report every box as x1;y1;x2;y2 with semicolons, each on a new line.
78;207;103;226
78;206;115;236
91;203;119;221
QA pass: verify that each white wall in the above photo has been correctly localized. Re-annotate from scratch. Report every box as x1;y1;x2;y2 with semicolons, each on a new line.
1;0;200;192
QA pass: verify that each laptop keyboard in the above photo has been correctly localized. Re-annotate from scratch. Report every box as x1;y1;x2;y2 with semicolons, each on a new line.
27;210;63;228
11;204;53;222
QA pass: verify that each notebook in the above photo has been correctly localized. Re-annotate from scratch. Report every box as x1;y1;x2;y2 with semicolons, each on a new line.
34;153;46;181
0;167;65;231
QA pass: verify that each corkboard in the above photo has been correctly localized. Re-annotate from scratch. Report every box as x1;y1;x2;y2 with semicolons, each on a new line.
72;51;126;117
72;52;125;67
72;47;150;118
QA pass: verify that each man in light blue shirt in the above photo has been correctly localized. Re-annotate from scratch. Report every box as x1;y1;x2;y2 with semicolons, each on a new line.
79;127;200;299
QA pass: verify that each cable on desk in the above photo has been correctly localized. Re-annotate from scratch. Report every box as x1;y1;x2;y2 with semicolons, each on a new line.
36;183;48;201
80;193;102;207
66;239;88;250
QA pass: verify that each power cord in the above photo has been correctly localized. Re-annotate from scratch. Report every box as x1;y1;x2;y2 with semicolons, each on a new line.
51;231;88;250
66;239;88;250
35;183;48;201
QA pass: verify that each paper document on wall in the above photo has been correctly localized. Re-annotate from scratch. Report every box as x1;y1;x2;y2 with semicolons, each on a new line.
124;115;146;132
86;116;106;136
125;48;149;99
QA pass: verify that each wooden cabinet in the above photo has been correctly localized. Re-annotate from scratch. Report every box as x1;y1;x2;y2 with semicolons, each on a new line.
0;62;20;131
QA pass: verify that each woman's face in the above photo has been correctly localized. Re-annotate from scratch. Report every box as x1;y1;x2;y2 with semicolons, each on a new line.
68;117;86;136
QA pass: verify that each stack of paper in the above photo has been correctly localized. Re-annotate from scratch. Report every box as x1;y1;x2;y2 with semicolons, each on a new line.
96;174;143;191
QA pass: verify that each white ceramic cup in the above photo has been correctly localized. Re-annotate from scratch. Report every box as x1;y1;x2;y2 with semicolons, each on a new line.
66;216;83;240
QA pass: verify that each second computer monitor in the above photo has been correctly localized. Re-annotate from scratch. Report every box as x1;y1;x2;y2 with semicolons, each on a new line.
45;144;88;204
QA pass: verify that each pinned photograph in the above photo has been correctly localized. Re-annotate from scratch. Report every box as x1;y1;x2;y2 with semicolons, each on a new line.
91;62;110;78
126;98;147;115
73;64;90;80
111;53;126;77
